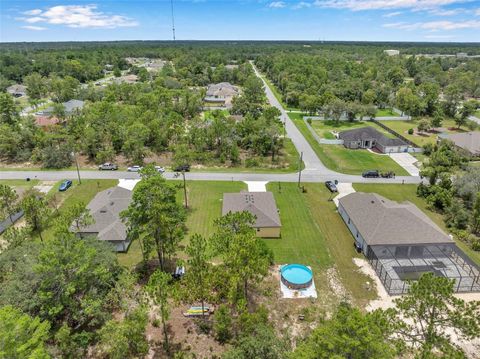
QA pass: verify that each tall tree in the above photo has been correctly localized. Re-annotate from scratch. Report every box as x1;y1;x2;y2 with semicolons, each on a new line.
21;190;50;242
122;166;186;270
393;273;480;357
145;270;174;354
184;233;211;318
0;305;51;359
0;183;19;223
211;211;271;303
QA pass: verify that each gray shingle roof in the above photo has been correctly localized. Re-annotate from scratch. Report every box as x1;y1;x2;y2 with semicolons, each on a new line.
339;126;406;146
63;99;84;114
222;192;281;228
206;82;239;98
339;192;453;246
439;131;480;155
77;186;132;242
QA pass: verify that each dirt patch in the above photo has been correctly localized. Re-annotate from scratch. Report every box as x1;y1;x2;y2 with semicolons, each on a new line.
326;267;350;301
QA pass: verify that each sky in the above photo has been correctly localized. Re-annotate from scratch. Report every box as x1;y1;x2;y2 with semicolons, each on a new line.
1;0;480;42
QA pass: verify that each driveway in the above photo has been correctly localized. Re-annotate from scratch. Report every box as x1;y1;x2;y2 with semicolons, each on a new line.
333;183;356;207
389;153;420;176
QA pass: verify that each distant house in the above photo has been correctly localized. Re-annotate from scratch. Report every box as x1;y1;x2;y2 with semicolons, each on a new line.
36;99;84;117
204;82;239;108
222;192;281;238
438;131;480;157
338;192;480;295
75;186;132;252
384;49;400;56
113;74;139;84
7;84;27;98
338;126;408;153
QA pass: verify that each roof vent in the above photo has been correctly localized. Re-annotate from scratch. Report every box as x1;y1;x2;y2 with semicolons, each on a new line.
100;209;107;213
110;201;114;206
371;200;375;204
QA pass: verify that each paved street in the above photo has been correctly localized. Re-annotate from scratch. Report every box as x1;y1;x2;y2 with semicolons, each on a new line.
0;64;422;185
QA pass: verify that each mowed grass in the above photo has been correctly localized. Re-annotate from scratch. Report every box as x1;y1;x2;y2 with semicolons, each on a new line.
379;118;462;147
375;108;397;117
268;182;377;306
290;113;408;175
311;119;395;139
353;184;480;266
0;179;39;187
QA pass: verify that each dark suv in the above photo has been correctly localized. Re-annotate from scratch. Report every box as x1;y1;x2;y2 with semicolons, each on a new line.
174;164;190;172
362;170;380;178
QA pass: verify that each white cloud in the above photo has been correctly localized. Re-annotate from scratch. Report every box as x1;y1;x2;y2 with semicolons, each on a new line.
293;1;313;9
383;11;403;17
21;25;46;31
19;4;138;29
268;1;287;8
23;9;42;16
429;8;463;16
476;8;480;15
383;19;480;30
314;0;470;11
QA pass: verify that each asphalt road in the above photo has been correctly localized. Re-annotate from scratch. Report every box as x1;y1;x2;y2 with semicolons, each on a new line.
0;64;422;185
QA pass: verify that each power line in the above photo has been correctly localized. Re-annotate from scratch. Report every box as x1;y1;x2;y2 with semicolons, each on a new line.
171;0;176;41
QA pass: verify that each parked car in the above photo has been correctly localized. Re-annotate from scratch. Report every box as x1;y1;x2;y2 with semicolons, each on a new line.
98;162;118;170
325;181;338;192
127;165;143;172
174;164;190;172
59;180;72;192
362;170;380;178
155;166;166;173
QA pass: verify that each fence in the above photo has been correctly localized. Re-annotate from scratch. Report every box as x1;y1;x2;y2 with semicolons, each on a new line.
369;118;420;148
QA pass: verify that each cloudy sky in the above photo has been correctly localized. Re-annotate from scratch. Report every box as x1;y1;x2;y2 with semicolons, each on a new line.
1;0;480;42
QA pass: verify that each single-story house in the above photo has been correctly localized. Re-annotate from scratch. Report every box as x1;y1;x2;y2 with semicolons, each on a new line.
204;82;239;108
438;131;480;157
7;84;27;98
36;99;85;117
74;186;132;252
338;192;480;294
222;192;281;238
338;126;409;153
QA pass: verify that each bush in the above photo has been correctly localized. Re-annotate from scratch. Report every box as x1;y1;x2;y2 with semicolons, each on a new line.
42;143;73;169
214;304;232;344
307;118;312;125
245;158;260;168
408;128;414;135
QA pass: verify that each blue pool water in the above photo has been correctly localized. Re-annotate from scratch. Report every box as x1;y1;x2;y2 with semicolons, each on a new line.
281;264;312;285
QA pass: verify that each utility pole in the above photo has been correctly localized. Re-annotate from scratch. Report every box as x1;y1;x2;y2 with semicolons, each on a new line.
171;0;176;41
72;151;81;185
182;171;188;208
298;151;303;188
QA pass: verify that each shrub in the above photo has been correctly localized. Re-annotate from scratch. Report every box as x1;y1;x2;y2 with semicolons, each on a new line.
245;157;260;168
42;143;73;169
213;304;232;344
408;128;414;135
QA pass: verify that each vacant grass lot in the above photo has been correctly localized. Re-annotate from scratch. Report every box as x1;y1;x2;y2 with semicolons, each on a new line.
311;119;395;139
354;183;480;266
0;179;39;187
379;118;463;147
290;113;408;175
193;138;303;174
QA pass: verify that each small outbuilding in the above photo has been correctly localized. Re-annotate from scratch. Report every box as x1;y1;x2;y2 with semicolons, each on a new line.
222;192;281;238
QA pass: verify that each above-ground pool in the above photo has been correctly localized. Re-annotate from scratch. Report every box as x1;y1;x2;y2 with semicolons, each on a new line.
281;264;313;289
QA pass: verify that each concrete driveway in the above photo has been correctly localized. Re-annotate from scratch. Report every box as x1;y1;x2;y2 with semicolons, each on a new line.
389;153;420;176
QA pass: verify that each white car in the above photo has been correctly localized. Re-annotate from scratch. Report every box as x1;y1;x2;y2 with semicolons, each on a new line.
127;165;143;172
155;166;165;173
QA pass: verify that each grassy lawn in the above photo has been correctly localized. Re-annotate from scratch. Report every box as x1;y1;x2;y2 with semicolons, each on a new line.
378;118;461;147
290;113;408;175
474;110;480;118
267;183;376;306
0;179;39;187
353;184;480;266
375;108;397;117
310;119;396;139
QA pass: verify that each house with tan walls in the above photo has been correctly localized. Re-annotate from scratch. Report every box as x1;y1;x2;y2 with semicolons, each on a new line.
222;192;281;238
